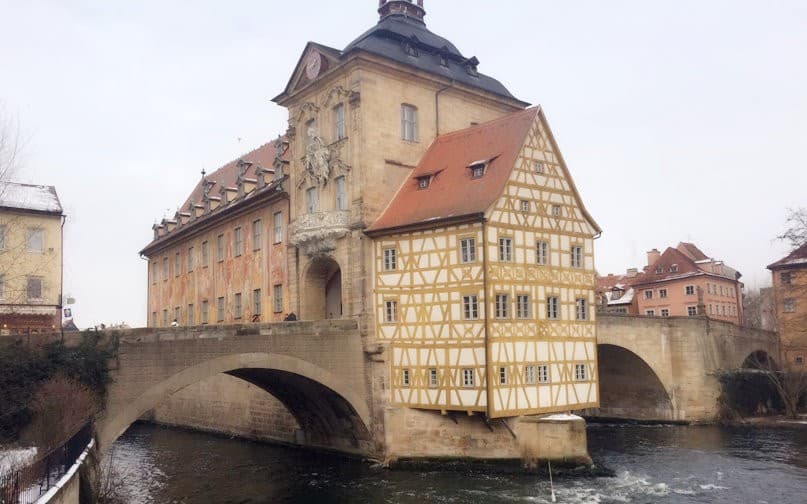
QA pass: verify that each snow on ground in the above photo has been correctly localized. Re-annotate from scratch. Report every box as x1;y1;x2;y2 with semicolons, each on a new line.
0;447;38;473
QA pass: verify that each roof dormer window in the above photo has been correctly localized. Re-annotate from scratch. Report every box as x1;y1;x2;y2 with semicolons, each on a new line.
417;176;431;189
465;56;480;77
670;264;679;273
402;40;419;58
469;162;486;179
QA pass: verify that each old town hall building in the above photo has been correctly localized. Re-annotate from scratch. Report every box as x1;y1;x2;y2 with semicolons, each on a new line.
141;1;601;423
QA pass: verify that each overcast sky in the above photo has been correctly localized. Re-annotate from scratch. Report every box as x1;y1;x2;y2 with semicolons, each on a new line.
2;0;805;327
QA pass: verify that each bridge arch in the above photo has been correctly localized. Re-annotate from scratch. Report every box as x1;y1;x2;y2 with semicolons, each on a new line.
99;352;371;453
740;349;778;371
595;344;676;421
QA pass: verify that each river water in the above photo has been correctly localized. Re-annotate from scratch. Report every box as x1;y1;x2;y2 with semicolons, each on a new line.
109;423;807;503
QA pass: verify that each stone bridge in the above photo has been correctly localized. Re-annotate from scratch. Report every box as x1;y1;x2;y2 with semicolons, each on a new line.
97;319;376;455
590;314;780;422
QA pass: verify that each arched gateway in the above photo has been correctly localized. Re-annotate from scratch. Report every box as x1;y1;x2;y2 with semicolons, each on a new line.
96;320;373;455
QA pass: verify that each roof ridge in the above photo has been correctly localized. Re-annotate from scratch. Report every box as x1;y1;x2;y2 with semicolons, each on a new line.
434;107;539;143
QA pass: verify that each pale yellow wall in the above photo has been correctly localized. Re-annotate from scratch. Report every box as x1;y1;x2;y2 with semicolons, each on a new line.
0;209;62;307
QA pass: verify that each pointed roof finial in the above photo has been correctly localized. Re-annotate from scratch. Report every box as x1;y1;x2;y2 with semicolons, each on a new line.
378;0;426;23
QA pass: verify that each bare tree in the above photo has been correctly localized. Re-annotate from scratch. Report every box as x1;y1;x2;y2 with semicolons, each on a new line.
745;352;807;419
777;207;807;251
0;101;22;185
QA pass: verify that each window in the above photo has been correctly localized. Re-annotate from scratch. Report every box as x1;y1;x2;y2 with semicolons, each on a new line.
253;289;261;320
499;367;507;385
687;306;698;317
576;298;588;320
661;309;670;317
273;284;283;313
552;204;561;217
495;293;509;319
498;237;512;262
162;257;168;279
534;161;544;174
273;212;283;243
525;365;536;385
252;220;262;251
26;228;44;253
174;252;180;276
174;306;180;324
152;311;157;327
429;368;438;388
517;294;531;319
417;176;430;189
574;364;587;381
201;300;209;324
781;272;792;285
152;262;158;284
655;267;664;274
234;293;243;319
201;240;209;266
383;248;397;271
670;264;679;273
645;309;655;317
401;369;410;387
306;187;318;213
659;288;668;298
470;163;485;179
335;176;347;211
187;247;195;272
333;103;346;141
234;227;243;257
571;246;583;268
460;238;476;263
462;368;475;387
26;277;42;299
520;200;530;212
216;297;225;322
162;309;168;327
187;304;194;326
217;234;225;262
707;283;712;295
0;225;5;249
305;118;316;146
783;298;796;313
463;295;479;320
384;300;398;323
536;241;549;265
538;364;549;383
546;296;559;320
644;290;653;300
401;104;418;141
796;356;804;366
685;285;695;296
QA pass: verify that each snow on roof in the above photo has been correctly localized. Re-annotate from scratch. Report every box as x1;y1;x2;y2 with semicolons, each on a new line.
606;288;634;305
0;182;62;214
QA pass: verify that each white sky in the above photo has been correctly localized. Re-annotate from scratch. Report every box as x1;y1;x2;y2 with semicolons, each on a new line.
1;0;805;327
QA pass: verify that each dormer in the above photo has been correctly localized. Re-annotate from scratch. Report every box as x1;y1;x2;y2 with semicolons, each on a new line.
219;185;238;205
152;223;164;240
465;56;480;77
178;212;191;225
193;204;205;218
164;219;177;233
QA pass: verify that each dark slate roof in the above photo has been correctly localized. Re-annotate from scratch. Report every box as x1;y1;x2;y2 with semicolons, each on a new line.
343;14;522;102
768;242;807;270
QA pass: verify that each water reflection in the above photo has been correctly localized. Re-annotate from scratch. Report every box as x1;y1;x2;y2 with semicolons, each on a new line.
110;423;807;504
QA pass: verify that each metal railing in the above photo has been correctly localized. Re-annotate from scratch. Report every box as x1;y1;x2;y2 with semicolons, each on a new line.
0;423;92;504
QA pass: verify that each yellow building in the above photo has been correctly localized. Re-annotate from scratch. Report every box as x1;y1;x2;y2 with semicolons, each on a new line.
768;242;807;369
0;182;64;334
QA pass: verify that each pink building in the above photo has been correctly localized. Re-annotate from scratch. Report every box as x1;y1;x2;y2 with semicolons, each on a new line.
602;242;744;325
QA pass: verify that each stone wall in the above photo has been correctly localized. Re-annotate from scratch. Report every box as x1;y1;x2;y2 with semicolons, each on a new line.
146;374;299;444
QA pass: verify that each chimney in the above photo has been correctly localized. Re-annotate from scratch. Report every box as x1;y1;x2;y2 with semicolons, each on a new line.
626;268;638;278
379;0;426;23
647;248;661;267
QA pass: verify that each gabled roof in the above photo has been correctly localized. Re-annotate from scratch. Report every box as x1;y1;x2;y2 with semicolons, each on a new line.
180;142;280;210
677;242;709;261
768;242;807;270
632;247;703;286
0;182;62;215
366;108;538;234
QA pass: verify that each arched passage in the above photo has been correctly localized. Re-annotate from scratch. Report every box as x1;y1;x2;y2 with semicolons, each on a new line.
99;353;371;454
741;350;778;371
594;344;675;421
302;257;342;320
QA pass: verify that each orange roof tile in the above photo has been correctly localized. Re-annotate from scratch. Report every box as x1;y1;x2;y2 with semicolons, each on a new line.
367;108;539;233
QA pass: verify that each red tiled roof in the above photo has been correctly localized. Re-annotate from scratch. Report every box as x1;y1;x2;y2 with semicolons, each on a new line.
367;108;539;233
768;242;807;270
596;272;646;291
181;142;280;211
677;242;709;261
631;247;702;286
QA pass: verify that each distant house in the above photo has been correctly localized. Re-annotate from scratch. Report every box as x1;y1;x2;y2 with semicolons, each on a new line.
0;182;64;335
599;242;743;324
767;242;807;368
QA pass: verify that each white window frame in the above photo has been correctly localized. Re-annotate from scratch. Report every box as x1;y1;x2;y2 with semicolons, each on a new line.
574;364;587;381
546;296;559;320
252;220;262;251
428;368;438;388
201;240;210;266
383;248;397;271
401;104;418;142
201;300;209;324
644;290;653;300
499;367;507;385
216;297;225;322
646;309;655;316
516;294;530;319
685;285;695;296
495;293;509;319
273;212;283;244
659;288;668;298
187;246;195;272
253;289;262;319
524;365;536;385
384;300;398;323
520;200;530;212
463;294;479;320
306;187;318;214
234;292;243;319
687;305;698;317
661;308;670;317
216;234;225;262
333;103;346;141
571;245;583;268
462;368;475;387
26;228;44;253
187;304;194;326
401;368;410;387
538;364;550;383
234;227;243;257
576;298;588;320
460;237;476;263
335;176;347;211
498;237;512;262
536;241;549;265
273;284;283;313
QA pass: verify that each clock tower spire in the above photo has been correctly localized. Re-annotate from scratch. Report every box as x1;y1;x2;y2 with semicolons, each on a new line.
378;0;426;23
